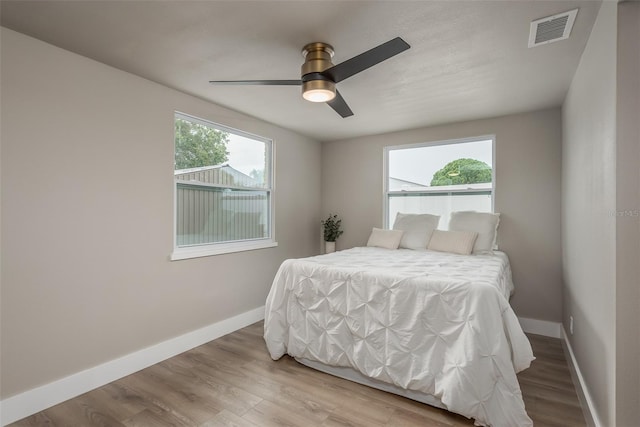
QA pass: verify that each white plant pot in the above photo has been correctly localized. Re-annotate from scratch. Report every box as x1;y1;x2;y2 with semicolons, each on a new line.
325;241;336;254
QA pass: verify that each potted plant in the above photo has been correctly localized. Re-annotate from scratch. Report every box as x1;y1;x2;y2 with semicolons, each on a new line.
321;213;344;254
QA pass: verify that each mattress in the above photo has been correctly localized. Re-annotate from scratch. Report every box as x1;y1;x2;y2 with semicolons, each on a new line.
264;247;534;426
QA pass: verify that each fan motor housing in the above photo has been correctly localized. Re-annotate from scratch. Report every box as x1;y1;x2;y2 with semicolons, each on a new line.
301;42;335;75
300;42;336;101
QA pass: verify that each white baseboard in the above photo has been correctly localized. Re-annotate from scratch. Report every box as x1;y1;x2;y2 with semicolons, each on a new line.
561;327;602;427
518;316;562;338
0;306;265;426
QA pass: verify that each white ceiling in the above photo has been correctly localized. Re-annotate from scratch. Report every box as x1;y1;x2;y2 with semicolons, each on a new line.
0;0;600;142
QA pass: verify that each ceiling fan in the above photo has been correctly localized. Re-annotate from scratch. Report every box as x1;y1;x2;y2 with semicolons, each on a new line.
209;37;410;118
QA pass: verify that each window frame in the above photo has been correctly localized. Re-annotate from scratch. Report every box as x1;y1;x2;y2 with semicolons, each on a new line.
171;112;277;260
383;135;496;227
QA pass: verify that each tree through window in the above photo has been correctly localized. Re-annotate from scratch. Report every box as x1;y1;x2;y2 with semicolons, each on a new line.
430;158;492;186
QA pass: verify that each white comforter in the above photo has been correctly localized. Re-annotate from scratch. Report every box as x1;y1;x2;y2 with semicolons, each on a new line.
264;247;534;426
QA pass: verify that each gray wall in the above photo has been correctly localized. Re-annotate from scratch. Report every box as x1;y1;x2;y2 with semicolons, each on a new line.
615;3;640;424
0;28;322;398
562;1;640;425
322;108;563;322
562;3;616;424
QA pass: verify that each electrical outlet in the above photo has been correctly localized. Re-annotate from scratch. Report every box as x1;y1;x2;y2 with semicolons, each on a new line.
569;316;574;335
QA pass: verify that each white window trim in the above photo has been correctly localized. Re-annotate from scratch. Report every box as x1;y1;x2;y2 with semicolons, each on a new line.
171;112;277;260
170;239;278;261
383;135;496;227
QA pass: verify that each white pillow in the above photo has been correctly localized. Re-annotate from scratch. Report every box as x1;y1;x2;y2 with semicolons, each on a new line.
366;228;404;249
427;230;478;255
448;211;500;254
392;212;440;250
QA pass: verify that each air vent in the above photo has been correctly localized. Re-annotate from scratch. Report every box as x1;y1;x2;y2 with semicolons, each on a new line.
528;9;578;48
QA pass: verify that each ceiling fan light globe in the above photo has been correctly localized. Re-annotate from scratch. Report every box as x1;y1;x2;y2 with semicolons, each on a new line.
302;79;336;103
303;88;336;103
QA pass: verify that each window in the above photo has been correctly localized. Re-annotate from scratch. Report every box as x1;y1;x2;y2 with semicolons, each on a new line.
171;112;275;260
384;136;494;228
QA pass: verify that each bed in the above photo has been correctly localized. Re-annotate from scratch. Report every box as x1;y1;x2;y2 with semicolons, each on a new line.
264;215;534;426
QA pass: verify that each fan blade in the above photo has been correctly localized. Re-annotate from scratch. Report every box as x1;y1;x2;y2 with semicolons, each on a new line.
327;90;354;118
209;80;301;85
321;37;410;83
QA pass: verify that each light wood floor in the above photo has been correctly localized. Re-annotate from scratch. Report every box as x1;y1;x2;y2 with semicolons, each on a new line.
11;322;586;427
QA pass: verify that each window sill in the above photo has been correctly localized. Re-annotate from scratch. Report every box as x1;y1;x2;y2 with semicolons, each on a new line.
170;240;278;261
